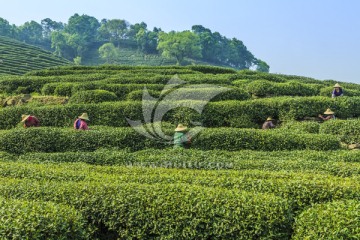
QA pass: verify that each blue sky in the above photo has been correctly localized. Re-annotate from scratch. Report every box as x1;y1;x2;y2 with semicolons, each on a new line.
1;0;359;83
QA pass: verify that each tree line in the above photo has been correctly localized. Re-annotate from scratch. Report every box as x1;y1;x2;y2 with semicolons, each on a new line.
0;14;269;71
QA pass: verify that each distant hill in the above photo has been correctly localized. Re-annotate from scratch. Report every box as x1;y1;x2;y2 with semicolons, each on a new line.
0;36;70;75
81;42;233;68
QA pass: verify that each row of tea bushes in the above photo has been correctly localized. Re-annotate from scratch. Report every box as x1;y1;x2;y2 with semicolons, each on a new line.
233;80;321;97
293;200;360;239
1;156;359;238
281;118;360;144
1;96;360;129
0;36;69;75
233;79;360;98
3;72;345;99
41;82;165;98
11;149;360;177
0;74;110;94
280;119;360;143
0;127;340;154
1;159;360;218
0;176;292;239
26;65;237;76
0;196;89;239
42;82;251;102
319;119;360;144
319;86;360;97
12;148;360;163
68;90;118;104
279;120;321;134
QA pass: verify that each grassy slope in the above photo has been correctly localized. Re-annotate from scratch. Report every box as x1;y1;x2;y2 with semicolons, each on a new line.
0;36;70;75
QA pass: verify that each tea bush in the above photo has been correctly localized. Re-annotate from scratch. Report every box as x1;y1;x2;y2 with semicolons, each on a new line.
14;149;360;177
319;119;360;144
246;80;320;97
0;197;89;239
0;127;340;154
2;96;360;129
280;120;320;133
293;200;360;239
0;178;293;239
69;90;118;104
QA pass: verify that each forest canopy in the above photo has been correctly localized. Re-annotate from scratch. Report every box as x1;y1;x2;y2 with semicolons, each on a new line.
0;14;269;71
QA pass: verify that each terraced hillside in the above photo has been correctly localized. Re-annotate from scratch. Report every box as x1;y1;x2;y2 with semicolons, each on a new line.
0;36;70;75
0;65;360;239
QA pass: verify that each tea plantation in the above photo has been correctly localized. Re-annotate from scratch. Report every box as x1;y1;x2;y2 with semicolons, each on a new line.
0;65;360;239
0;36;70;75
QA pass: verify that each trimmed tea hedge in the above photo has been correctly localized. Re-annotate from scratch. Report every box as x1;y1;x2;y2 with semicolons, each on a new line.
192;128;340;151
69;90;118;104
29;64;236;76
0;127;341;154
14;149;360;177
202;96;360;126
280;120;320;133
0;127;147;154
0;36;69;75
2;96;360;129
1;162;360;214
320;86;360;97
42;82;165;98
125;87;250;102
0;178;293;239
293;200;360;239
0;197;89;239
126;89;161;101
0;74;109;94
319;119;360;143
245;80;320;97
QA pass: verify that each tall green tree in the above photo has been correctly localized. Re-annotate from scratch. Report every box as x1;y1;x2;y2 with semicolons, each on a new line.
0;18;15;38
65;14;100;43
157;30;202;65
40;18;64;49
51;31;86;59
18;21;43;45
98;43;120;63
51;31;76;59
128;22;147;39
255;59;270;72
41;18;64;40
192;25;259;69
61;14;100;58
135;27;160;54
227;38;255;69
98;19;129;46
192;25;221;63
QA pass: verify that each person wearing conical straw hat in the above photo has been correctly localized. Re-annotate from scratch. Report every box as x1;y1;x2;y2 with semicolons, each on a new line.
173;124;191;149
318;108;335;121
332;83;343;98
74;113;90;130
21;114;40;128
262;117;276;130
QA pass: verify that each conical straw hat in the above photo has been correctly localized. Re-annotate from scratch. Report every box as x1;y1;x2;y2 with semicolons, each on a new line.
78;113;89;121
333;83;341;88
174;124;187;132
266;117;273;121
324;108;334;115
21;114;30;122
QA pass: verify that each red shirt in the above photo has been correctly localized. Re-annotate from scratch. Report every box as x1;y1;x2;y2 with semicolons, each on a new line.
24;116;40;128
74;119;89;130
